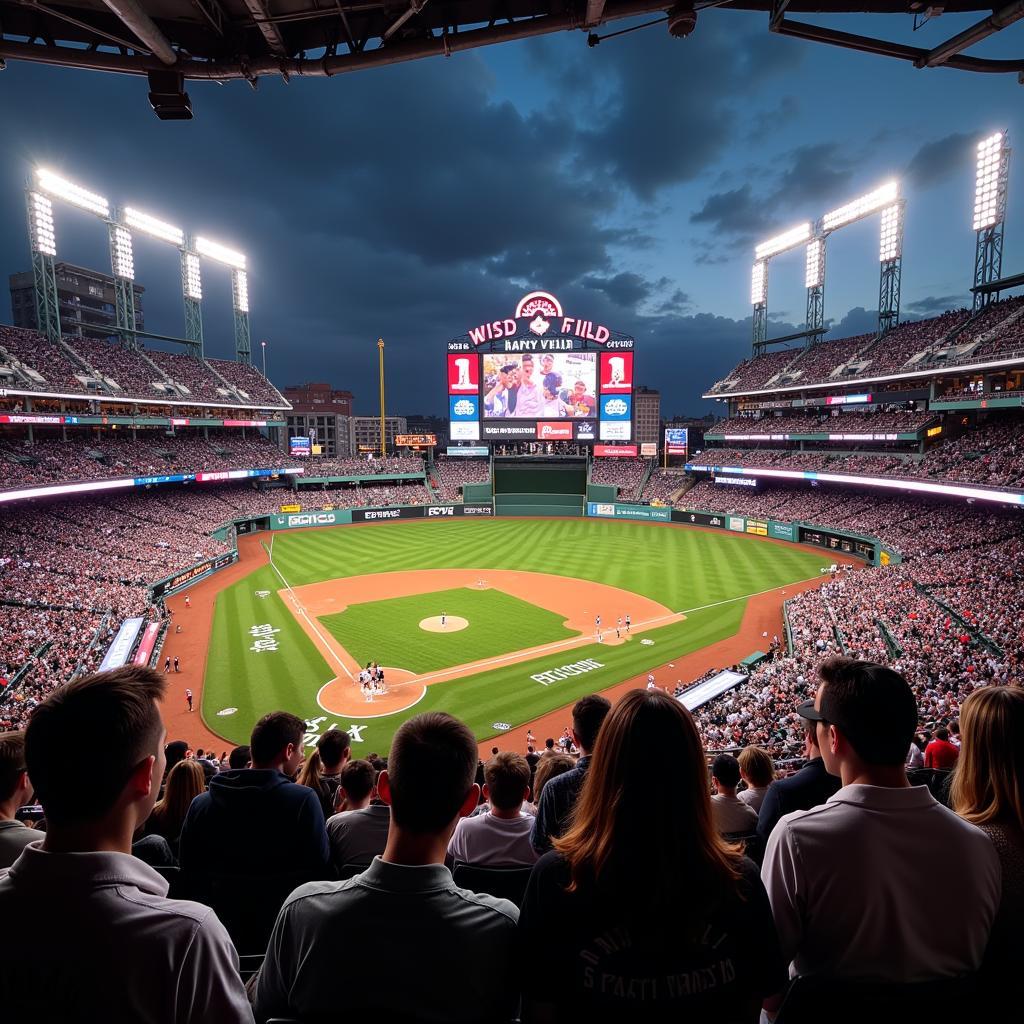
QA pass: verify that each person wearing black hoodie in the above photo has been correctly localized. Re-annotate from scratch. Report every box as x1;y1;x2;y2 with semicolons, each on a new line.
179;711;330;878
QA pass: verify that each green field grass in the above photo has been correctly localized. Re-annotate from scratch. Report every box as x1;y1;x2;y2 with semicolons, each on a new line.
202;519;832;752
318;587;580;674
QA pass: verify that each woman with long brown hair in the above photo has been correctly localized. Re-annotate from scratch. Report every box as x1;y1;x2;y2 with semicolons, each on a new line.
145;758;206;854
297;729;350;818
950;685;1024;980
517;689;786;1022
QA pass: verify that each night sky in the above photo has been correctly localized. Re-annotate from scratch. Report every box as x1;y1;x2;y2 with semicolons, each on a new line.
1;10;1021;416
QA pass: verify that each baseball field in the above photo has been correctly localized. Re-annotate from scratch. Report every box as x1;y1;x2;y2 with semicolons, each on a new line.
192;518;835;753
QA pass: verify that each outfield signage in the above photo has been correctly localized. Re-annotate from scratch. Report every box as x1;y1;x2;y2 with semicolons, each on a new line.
352;503;494;522
587;501;671;522
99;617;145;672
151;551;238;599
446;446;489;456
280;511;343;528
673;510;727;529
531;657;605;686
594;444;638;457
768;520;796;541
133;622;161;666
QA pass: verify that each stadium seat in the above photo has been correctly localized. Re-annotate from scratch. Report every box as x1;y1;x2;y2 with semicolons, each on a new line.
775;972;977;1023
451;863;532;907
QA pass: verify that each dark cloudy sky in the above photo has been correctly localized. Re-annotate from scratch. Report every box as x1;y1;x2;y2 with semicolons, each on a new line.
1;10;1021;416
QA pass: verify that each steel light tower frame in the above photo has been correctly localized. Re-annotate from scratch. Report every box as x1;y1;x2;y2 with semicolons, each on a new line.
180;242;204;354
109;223;137;344
749;223;811;355
26;190;61;344
972;131;1011;311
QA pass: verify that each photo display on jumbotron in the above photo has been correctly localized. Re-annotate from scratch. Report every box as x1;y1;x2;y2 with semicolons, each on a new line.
446;291;635;443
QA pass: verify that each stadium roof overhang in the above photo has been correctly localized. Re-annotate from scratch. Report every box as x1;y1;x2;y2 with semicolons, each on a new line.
0;1;1020;118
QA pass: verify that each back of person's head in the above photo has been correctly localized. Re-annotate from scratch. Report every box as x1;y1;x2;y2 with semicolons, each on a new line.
572;694;612;752
817;658;917;766
26;667;167;827
711;753;741;789
317;729;351;769
339;759;376;803
936;727;950;742
484;752;530;811
544;738;555;751
0;731;27;807
164;740;188;777
556;689;741;914
228;745;251;770
951;685;1024;830
250;711;305;767
533;753;575;802
385;712;477;833
150;758;206;833
737;745;776;788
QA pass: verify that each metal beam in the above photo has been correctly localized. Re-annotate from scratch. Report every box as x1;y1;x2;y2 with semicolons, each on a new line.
584;0;608;27
916;1;1024;69
96;0;177;64
240;0;290;57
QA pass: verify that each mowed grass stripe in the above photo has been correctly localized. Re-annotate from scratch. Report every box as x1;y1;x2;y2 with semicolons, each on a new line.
203;520;832;750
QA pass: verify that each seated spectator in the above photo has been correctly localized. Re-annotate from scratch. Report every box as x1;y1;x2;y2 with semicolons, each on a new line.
179;711;329;878
738;745;777;814
710;752;760;834
906;734;926;770
924;726;960;769
518;689;787;1020
448;752;538;867
227;745;251;770
325;759;390;871
143;759;206;857
761;658;1000;989
531;695;611;854
0;731;36;869
0;667;252;1022
297;728;350;819
532;752;575;806
539;737;558;759
254;712;519;1022
757;714;840;844
950;685;1024;988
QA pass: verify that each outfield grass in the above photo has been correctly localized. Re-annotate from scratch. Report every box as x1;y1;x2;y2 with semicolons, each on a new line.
318;587;579;674
203;519;832;752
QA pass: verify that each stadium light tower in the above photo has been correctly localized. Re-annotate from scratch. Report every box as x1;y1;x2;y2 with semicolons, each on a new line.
972;131;1010;312
196;236;251;363
109;224;137;344
181;242;204;354
805;237;826;337
749;222;811;351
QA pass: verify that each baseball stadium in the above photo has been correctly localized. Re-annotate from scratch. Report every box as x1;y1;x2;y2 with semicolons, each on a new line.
1;8;1024;1019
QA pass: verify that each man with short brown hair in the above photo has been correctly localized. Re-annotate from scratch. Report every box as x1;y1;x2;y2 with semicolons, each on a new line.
0;667;252;1023
448;752;537;867
0;731;35;869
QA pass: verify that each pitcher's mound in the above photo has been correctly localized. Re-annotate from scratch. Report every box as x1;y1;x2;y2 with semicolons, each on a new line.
420;616;468;633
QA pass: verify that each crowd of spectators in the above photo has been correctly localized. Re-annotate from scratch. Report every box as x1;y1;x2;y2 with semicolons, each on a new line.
207;357;290;407
708;347;802;394
783;333;873;384
637;469;686;503
711;410;935;436
0;326;87;393
303;456;425;477
589;456;647;498
432;456;490;501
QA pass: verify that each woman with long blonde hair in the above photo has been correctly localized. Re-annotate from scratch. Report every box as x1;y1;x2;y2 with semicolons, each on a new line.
950;685;1024;980
145;758;206;852
517;689;786;1022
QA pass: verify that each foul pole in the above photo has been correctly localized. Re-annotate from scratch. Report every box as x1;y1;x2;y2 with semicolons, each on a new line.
378;337;386;457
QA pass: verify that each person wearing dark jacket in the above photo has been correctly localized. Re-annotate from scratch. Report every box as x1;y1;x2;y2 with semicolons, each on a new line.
179;711;330;877
756;709;841;844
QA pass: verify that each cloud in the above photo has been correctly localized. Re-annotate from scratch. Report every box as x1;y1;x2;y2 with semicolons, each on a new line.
904;294;971;316
689;184;774;242
580;272;654;307
904;133;973;190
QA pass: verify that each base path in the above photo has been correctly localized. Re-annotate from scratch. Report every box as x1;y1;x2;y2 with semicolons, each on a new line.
291;569;681;718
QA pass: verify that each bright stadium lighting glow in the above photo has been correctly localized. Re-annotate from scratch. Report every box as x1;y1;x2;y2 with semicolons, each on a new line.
123;207;185;246
35;167;109;218
196;236;246;269
879;205;901;262
822;181;898;232
751;261;767;305
111;226;135;279
233;270;249;313
805;238;824;289
973;131;1007;231
754;222;811;260
184;252;202;299
28;192;57;256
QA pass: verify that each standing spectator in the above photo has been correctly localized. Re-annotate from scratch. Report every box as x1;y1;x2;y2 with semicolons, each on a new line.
710;753;760;834
254;712;519;1022
761;659;1000;990
325;759;390;871
0;732;36;869
143;759;206;856
518;689;787;1020
531;695;611;854
448;753;538;867
738;745;777;814
179;711;330;878
227;745;251;770
0;667;252;1023
951;685;1024;989
297;729;351;819
924;726;960;769
757;713;840;844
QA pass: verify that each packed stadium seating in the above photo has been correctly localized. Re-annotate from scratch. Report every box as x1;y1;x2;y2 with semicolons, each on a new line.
711;410;936;435
589;456;647;498
432;456;490;501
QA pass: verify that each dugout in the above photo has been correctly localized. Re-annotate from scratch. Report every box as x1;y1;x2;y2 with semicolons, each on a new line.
492;456;586;517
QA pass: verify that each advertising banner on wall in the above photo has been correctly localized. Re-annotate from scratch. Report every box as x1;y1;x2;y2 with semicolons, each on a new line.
446;446;489;457
99;617;145;672
599;351;633;393
289;436;311;457
640;442;658;457
768;520;796;541
673;510;727;529
150;551;238;599
594;445;639;457
272;511;346;529
665;428;689;455
587;502;671;522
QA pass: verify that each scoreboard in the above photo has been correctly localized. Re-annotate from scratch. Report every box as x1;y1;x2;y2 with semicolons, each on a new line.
446;291;635;445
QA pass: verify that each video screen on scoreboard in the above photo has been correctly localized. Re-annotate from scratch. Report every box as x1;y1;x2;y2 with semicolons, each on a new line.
480;352;597;419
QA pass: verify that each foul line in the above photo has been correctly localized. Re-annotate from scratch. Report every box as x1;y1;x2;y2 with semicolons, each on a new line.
267;545;353;681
